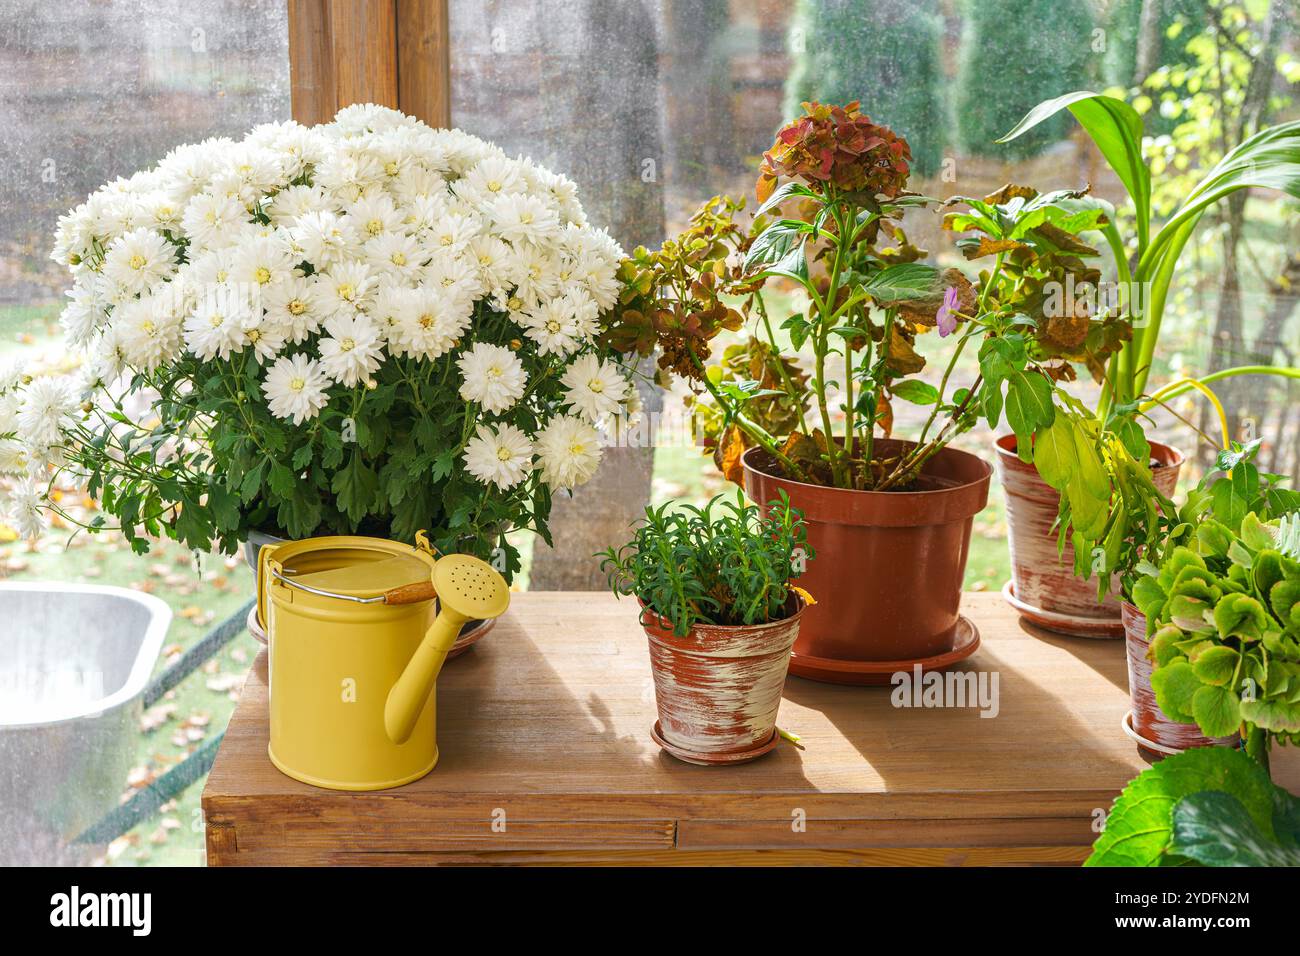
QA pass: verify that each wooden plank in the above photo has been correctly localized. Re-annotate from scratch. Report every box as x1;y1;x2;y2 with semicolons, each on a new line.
329;0;398;111
396;0;451;127
288;0;398;126
204;592;1300;865
287;0;336;125
202;845;1089;868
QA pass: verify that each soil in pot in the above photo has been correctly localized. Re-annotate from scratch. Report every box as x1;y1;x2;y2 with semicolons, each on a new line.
1122;601;1237;761
996;434;1184;637
643;595;805;764
742;438;991;682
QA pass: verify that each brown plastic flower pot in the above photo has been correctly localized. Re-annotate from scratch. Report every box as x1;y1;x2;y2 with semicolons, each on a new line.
642;596;805;765
741;439;991;683
1122;601;1237;762
995;434;1184;638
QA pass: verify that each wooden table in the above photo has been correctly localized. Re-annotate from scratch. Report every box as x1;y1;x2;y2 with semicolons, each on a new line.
203;591;1300;866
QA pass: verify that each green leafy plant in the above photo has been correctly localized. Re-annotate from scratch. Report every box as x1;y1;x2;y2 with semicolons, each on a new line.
598;490;811;637
1131;441;1300;767
1086;746;1300;866
992;85;1300;600
605;104;1122;493
1000;91;1300;412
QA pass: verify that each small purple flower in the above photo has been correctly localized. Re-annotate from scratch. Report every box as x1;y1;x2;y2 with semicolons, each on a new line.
936;285;960;338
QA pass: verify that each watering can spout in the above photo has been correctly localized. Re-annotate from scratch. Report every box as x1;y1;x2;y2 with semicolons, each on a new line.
383;553;511;745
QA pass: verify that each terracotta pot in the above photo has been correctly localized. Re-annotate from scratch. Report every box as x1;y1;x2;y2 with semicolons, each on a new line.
996;434;1184;638
741;439;991;682
643;596;805;764
1122;601;1237;761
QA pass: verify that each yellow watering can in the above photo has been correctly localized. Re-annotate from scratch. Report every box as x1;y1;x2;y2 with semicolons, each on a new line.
257;533;510;791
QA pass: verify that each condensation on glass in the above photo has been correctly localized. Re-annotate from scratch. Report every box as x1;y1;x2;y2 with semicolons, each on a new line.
449;0;1300;475
0;0;290;317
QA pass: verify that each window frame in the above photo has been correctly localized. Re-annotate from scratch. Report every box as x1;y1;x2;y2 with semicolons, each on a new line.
287;0;450;127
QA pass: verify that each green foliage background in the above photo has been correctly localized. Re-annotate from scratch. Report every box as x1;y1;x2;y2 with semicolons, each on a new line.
784;0;945;176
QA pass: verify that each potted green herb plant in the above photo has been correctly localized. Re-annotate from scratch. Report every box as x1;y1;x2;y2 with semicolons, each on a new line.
604;103;1126;682
599;490;811;765
992;92;1300;637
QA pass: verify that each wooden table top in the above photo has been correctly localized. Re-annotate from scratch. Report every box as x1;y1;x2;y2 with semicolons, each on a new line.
203;591;1300;866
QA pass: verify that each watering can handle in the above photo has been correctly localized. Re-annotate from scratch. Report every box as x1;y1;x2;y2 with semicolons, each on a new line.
384;611;465;744
381;581;438;605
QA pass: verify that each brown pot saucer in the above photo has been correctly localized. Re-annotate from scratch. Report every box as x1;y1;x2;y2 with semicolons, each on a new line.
650;721;781;766
787;615;980;685
1001;581;1124;640
1121;710;1238;764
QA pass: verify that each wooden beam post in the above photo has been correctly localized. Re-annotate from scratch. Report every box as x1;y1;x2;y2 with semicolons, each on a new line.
287;0;400;126
396;0;452;128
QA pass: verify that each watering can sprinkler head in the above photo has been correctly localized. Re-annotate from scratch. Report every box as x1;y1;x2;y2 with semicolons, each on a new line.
383;553;510;745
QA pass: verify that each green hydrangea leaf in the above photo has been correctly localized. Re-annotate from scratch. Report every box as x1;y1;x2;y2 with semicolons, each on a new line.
1131;575;1167;622
1086;747;1276;867
1191;684;1241;738
1151;660;1200;724
1240;697;1300;733
1213;593;1267;641
1171;790;1300;866
1191;645;1239;688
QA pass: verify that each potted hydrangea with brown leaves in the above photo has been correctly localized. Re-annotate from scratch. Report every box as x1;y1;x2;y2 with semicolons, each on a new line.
602;102;1126;683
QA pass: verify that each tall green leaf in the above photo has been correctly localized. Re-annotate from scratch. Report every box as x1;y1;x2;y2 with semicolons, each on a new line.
998;91;1150;249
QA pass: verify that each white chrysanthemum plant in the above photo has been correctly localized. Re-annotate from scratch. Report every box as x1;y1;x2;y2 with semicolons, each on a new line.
1;104;636;576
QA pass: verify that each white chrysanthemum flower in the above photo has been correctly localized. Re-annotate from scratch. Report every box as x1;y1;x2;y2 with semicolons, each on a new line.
16;375;80;448
393;287;471;360
88;326;129;385
421;251;483;305
560;353;628;422
118;295;184;371
230;233;296;290
428;211;481;254
0;396;27;474
262;353;331;424
237;311;289;365
320;260;376;315
564;288;600;339
364;231;423;282
456;342;526;414
467;235;514;291
291;209;359;269
511;243;562;307
0;437;27;475
181;192;248;248
102;227;176;295
6;478;45;540
183;289;256;361
454;155;527;207
462;422;533;490
487;193;560;246
59;283;107;346
318;312;385;387
266;184;329;225
0;360;24;395
519;298;582;357
262;275;328;343
531;166;585;225
535;414;602;490
347;192;407;239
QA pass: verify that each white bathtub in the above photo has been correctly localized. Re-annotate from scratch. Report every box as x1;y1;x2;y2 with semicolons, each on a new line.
0;582;170;865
